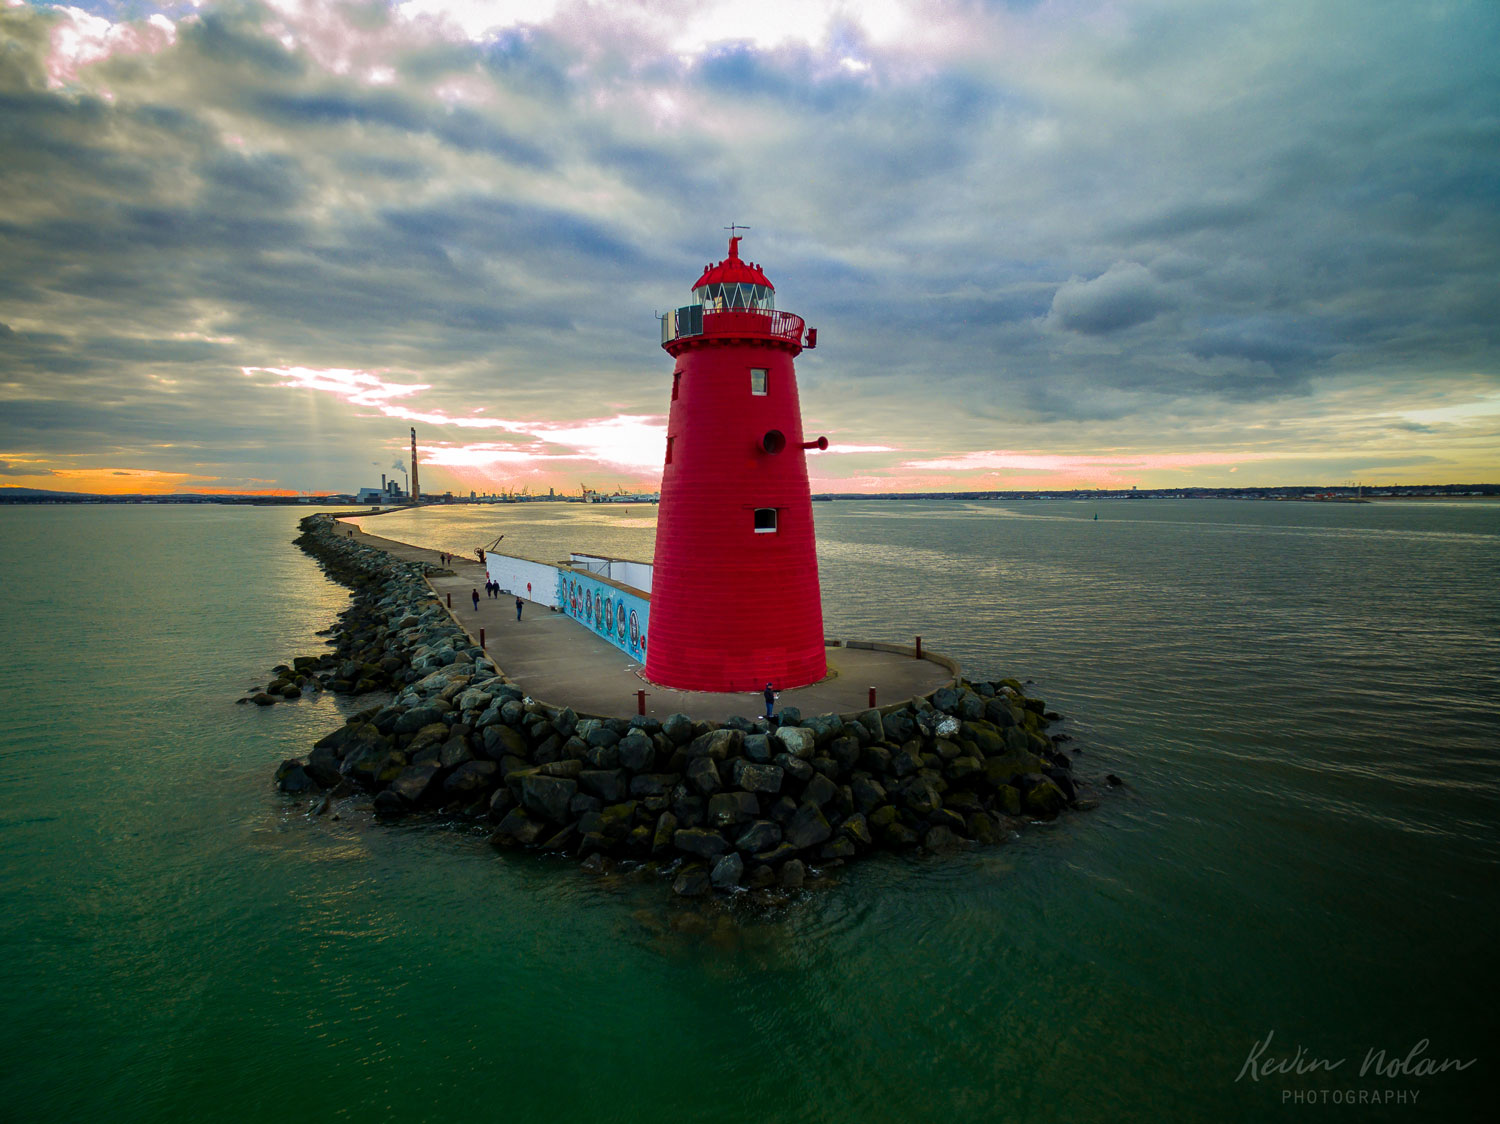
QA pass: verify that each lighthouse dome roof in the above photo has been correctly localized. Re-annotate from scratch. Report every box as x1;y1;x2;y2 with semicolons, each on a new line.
691;236;774;292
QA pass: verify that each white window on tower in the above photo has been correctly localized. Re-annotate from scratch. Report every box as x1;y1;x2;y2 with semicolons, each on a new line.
750;368;768;396
753;508;778;534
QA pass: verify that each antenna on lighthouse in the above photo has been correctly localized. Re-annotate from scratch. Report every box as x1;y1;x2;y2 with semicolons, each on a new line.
724;223;751;237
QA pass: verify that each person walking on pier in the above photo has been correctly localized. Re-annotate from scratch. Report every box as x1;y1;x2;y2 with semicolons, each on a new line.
471;588;480;611
515;596;524;621
764;682;776;721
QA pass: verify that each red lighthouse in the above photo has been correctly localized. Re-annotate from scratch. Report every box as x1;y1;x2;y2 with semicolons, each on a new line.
645;235;828;692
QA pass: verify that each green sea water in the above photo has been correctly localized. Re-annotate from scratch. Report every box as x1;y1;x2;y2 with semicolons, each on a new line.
1;499;1496;1121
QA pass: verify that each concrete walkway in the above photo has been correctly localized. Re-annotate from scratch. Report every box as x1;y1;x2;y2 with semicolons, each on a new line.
337;519;956;722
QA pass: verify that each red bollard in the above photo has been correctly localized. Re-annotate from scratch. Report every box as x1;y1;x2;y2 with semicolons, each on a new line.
446;593;451;608
868;686;877;708
479;628;485;649
637;689;647;716
915;635;923;659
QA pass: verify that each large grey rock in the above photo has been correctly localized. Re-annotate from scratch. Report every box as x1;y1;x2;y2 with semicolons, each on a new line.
821;836;857;860
405;722;449;758
337;720;390;762
783;803;833;850
478;724;527;761
389;764;439;806
743;734;773;763
839;812;873;847
617;732;655;772
881;710;917;744
439;735;473;769
579;769;629;803
312;724;353;753
443;759;498;798
802;713;843;745
584;742;620;769
661;713;694;746
373;789;407;817
827;736;862;772
898;776;943;817
652;811;678;853
706;791;759;828
802;772;839;808
773;753;814;784
711;852;745;889
585;725;621;750
851;774;887;814
856;709;884;743
773;726;816;758
673;828;729;860
983;750;1042;786
520;774;577;822
275;760;317;793
492;807;546;846
889;747;923;778
457;687;494;713
735;820;782;853
924;825;965;850
305;745;342;787
1022;774;1068;816
731;760;784;794
687;728;742;761
752;842;800;866
531;734;564;764
686;755;721;796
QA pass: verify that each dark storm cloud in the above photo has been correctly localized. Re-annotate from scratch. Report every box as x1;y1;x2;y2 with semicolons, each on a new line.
1;0;1497;491
379;197;645;272
1046;263;1169;335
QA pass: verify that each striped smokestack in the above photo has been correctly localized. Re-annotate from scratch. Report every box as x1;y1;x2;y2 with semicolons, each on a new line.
410;427;420;502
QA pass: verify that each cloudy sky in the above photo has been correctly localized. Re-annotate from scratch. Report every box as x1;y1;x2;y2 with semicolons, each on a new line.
1;0;1496;496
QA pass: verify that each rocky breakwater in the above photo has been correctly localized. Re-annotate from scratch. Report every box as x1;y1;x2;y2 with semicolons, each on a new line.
271;514;1098;900
482;685;1089;898
244;514;484;707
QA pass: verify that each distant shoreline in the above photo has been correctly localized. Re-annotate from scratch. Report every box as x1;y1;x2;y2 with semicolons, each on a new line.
4;488;1498;506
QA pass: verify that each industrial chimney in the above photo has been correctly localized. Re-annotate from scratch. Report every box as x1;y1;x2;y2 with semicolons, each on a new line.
410;427;421;503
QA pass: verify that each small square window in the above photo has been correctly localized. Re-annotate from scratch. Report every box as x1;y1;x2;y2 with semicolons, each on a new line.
753;508;778;533
750;368;768;396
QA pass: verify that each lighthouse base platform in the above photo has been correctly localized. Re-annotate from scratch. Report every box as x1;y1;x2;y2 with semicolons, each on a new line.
346;522;957;721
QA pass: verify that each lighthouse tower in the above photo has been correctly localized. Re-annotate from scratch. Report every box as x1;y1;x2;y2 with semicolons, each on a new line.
646;235;827;692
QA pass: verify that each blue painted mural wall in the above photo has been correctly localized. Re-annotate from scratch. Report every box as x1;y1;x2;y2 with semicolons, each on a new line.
557;570;650;663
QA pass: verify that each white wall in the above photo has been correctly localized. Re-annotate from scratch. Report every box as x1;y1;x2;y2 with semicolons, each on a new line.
484;554;562;606
569;553;653;593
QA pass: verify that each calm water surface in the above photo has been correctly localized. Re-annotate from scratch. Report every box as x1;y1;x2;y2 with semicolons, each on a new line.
1;499;1496;1121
